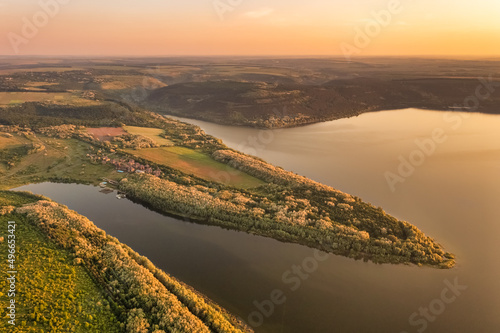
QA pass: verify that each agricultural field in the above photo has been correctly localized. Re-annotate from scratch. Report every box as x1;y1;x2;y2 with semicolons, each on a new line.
138;65;202;76
91;65;141;71
0;67;86;75
204;65;298;77
22;82;60;91
125;146;264;188
86;127;127;141
0;210;121;333
99;75;166;90
23;82;59;87
0;92;99;107
123;125;173;146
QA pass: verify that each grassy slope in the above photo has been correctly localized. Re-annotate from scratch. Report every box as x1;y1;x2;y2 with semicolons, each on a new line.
0;134;29;150
124;146;264;188
16;197;250;333
0;135;121;190
0;194;121;333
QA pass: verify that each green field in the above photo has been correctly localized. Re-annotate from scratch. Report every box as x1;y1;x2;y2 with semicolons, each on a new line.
99;75;166;90
125;146;264;188
92;65;138;71
0;92;99;106
123;125;173;146
0;210;121;332
205;65;294;77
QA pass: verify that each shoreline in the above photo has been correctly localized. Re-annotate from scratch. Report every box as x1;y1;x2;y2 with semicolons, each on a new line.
161;106;496;130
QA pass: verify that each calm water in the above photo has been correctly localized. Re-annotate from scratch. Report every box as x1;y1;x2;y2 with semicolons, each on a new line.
17;109;500;332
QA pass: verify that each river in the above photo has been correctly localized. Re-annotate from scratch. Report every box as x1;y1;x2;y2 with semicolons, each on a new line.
17;109;500;332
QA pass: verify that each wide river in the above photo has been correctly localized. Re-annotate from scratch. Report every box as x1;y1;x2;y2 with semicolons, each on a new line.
17;109;500;332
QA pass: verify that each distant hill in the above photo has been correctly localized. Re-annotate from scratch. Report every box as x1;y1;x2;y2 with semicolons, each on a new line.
146;77;500;128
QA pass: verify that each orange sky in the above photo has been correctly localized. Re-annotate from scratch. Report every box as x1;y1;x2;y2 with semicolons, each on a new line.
1;0;499;56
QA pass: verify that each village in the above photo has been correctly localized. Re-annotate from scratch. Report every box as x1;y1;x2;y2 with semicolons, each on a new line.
88;153;162;177
89;154;163;199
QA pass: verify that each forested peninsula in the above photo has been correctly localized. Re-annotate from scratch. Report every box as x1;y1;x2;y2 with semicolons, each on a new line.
0;102;455;268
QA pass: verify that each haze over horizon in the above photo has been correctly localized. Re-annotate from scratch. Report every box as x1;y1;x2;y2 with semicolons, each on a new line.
1;0;499;57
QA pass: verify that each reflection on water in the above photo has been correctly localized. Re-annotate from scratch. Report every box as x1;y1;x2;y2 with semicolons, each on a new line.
17;109;500;333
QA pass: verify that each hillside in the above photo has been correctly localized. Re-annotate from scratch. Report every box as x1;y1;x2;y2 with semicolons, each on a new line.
146;76;500;128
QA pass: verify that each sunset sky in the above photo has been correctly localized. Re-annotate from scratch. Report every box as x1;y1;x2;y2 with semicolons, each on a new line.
1;0;499;56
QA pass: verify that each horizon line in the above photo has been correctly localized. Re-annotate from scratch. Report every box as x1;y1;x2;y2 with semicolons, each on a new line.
1;54;500;59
